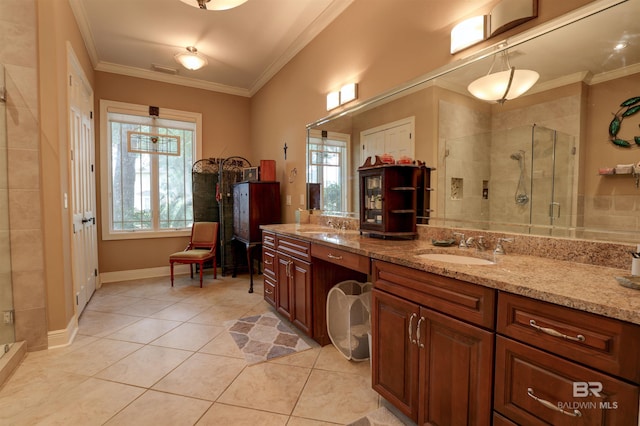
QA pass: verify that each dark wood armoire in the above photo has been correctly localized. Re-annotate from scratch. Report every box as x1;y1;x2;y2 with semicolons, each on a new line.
232;181;281;292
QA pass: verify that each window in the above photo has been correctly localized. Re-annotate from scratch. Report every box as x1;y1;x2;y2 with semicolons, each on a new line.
100;100;202;240
306;130;350;212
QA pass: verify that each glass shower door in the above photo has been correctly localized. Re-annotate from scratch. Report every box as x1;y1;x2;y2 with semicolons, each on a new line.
529;125;576;236
0;64;15;358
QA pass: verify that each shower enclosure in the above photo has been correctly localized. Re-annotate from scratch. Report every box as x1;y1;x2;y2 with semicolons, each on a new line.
0;64;15;359
443;124;576;235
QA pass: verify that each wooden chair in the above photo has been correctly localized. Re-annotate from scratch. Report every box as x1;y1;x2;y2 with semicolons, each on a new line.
170;222;219;287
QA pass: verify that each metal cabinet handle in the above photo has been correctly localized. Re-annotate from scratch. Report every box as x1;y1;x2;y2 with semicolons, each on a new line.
327;253;343;260
264;259;273;265
265;288;273;295
416;317;425;348
408;313;417;344
529;320;585;342
527;388;581;417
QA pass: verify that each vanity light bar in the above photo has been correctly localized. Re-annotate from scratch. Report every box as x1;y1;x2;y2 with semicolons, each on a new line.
451;15;488;54
326;83;358;111
450;0;538;54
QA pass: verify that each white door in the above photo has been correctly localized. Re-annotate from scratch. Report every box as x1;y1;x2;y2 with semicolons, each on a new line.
68;48;98;314
361;117;415;164
385;123;413;160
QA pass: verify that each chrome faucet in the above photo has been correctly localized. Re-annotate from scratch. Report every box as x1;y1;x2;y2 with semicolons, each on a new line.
466;236;487;251
494;237;514;255
453;232;468;248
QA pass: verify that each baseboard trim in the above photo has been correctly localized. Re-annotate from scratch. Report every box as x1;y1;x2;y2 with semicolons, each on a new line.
48;315;79;349
100;265;190;284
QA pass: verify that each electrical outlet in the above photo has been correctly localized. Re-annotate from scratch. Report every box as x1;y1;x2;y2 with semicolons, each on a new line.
286;195;291;205
3;310;14;325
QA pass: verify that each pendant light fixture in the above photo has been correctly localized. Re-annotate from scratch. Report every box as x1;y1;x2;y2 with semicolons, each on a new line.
467;51;538;104
179;0;248;11
174;46;208;71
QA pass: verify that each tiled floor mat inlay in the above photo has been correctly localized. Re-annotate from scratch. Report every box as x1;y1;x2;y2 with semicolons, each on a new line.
224;311;311;364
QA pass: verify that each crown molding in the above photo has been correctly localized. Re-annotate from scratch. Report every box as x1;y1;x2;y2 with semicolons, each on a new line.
68;0;99;68
95;61;252;97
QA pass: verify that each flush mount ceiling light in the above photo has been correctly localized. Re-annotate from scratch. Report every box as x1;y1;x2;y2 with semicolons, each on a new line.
467;51;538;104
174;46;208;71
179;0;248;11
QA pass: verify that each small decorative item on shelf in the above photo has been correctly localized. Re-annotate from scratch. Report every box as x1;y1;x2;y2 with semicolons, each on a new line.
242;166;259;181
379;153;395;164
397;155;413;164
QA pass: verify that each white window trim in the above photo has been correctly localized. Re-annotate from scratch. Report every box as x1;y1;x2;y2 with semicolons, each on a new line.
308;129;350;212
99;99;202;240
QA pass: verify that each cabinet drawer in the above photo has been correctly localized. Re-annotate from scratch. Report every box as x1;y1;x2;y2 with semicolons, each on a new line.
497;293;640;383
264;276;276;307
276;235;311;261
311;243;369;274
372;260;495;329
495;336;639;426
262;231;276;249
262;247;276;277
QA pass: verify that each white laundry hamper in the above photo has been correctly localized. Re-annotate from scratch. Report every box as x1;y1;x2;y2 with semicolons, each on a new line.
326;280;373;361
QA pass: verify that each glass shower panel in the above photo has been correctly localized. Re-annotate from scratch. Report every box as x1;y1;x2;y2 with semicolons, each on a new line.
0;64;15;358
529;125;576;236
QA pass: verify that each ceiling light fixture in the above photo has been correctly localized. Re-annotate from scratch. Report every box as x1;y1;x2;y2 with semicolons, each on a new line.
614;41;628;51
450;16;487;54
467;51;538;104
174;46;208;71
179;0;248;11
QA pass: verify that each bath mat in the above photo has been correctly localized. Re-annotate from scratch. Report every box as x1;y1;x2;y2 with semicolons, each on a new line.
224;311;311;365
346;406;406;426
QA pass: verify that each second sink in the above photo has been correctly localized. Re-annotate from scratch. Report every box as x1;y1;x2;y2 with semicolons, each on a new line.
418;253;495;265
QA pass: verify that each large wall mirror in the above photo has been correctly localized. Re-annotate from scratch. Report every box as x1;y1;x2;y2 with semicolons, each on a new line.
306;0;640;244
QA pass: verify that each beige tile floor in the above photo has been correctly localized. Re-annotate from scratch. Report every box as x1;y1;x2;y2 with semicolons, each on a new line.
0;272;388;425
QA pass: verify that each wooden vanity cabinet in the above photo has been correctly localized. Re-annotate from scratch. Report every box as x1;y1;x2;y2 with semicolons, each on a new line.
495;293;640;425
274;235;312;336
371;260;495;425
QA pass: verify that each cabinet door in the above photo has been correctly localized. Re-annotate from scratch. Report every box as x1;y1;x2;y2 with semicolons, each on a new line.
291;258;312;336
276;253;292;321
371;289;420;421
418;308;494;426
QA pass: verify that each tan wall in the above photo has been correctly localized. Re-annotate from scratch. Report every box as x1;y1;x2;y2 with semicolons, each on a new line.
38;0;95;334
94;73;252;273
251;0;597;223
583;73;640;235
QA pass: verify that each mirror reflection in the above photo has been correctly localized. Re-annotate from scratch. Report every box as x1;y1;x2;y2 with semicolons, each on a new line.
306;0;640;244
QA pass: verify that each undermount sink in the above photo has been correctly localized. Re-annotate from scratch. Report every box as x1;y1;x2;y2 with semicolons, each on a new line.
418;253;495;265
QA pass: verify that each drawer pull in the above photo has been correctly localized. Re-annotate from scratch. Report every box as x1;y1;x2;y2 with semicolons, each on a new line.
416;317;425;348
265;288;273;295
264;260;273;265
527;388;582;417
529;320;586;342
327;253;343;260
408;313;417;344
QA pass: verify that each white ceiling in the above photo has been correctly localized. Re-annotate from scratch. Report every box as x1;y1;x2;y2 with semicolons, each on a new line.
69;0;353;97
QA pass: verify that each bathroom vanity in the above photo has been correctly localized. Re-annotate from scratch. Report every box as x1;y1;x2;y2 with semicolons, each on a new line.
261;223;640;425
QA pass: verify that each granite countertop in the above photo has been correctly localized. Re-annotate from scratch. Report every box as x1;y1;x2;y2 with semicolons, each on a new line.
262;224;640;326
